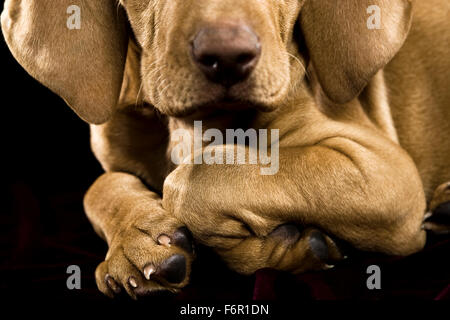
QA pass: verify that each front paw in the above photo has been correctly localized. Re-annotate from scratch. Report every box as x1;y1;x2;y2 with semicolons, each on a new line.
214;224;346;275
95;211;195;299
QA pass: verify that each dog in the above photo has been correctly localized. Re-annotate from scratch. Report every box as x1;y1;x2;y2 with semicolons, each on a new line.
2;0;449;299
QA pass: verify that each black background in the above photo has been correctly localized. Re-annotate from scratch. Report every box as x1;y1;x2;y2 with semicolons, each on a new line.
1;15;107;300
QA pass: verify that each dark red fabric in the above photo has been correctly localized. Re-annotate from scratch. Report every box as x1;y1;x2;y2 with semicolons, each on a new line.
253;238;450;300
435;284;450;300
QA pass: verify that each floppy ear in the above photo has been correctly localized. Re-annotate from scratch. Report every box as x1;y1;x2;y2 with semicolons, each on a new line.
1;0;128;124
300;0;412;104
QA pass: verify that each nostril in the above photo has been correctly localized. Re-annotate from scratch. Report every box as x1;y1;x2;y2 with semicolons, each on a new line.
198;54;219;69
236;53;256;66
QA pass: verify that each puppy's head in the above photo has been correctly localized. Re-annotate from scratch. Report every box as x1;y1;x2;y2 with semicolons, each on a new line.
2;0;412;123
121;0;303;117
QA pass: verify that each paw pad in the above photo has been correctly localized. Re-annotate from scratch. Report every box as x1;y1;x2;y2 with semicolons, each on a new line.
154;254;187;284
428;201;450;225
172;227;195;254
270;224;301;245
308;231;329;261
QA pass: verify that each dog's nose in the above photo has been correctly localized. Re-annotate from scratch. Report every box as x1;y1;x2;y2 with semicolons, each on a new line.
192;24;261;87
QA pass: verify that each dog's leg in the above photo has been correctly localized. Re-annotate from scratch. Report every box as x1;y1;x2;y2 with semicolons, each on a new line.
84;172;194;299
162;135;427;274
423;182;450;235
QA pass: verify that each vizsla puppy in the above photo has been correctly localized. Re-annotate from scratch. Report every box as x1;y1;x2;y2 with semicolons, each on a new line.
2;0;449;298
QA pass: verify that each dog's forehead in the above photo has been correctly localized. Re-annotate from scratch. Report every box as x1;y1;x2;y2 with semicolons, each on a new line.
120;0;303;31
120;0;298;10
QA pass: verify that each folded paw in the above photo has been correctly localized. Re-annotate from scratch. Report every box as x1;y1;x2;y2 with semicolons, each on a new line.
95;220;195;299
208;224;345;275
162;164;346;275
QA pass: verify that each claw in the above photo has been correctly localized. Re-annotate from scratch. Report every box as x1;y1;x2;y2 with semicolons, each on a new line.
144;264;156;280
129;276;138;288
423;211;433;220
157;234;172;247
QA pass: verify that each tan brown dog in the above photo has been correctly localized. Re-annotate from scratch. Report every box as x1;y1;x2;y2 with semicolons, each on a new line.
2;0;449;299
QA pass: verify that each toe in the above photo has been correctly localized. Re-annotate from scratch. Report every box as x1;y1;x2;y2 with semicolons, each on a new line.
154;254;187;284
95;261;115;298
105;274;121;295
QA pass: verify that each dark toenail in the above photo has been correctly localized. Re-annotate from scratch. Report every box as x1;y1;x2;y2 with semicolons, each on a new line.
309;231;329;261
105;274;121;294
173;227;194;254
428;202;450;224
270;224;301;245
155;254;186;284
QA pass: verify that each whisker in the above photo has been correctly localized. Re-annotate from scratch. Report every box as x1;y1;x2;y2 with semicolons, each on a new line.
157;78;168;94
159;82;171;98
286;52;310;81
116;0;122;19
135;82;144;107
